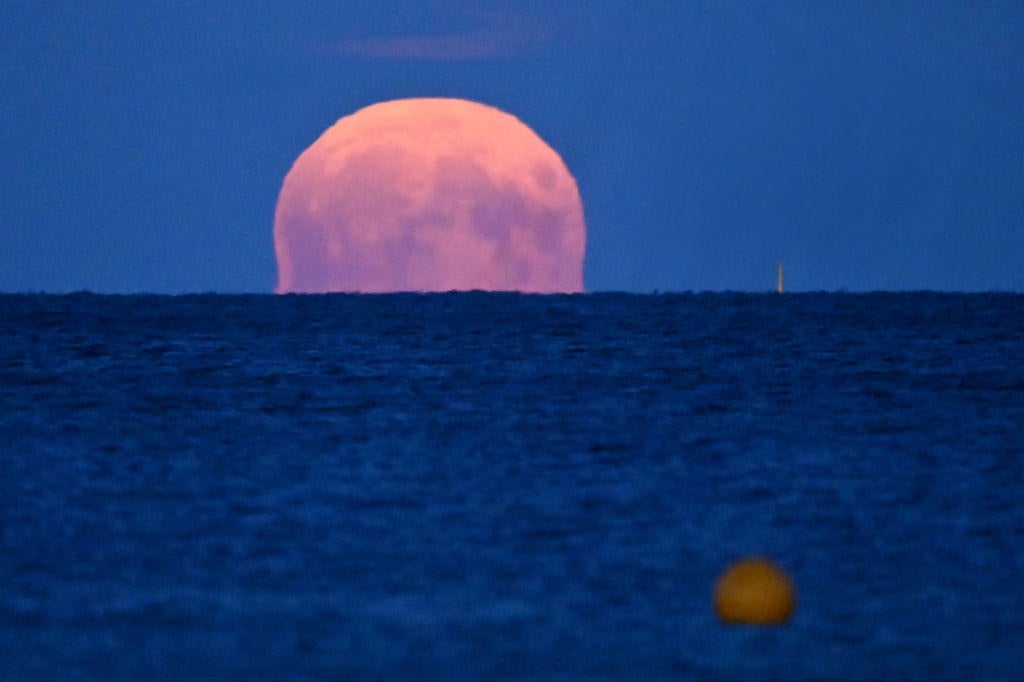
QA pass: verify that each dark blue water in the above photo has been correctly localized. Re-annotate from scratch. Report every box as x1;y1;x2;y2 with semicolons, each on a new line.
2;292;1023;680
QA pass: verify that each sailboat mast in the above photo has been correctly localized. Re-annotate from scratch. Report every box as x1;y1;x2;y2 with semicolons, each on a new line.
777;262;784;294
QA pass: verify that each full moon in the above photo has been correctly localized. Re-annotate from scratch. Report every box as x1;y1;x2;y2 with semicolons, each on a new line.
274;98;586;293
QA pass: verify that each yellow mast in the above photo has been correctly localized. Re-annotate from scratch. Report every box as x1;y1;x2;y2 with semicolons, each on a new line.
777;262;784;294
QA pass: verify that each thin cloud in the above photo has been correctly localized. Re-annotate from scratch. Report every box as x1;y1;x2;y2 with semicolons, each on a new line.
330;7;552;61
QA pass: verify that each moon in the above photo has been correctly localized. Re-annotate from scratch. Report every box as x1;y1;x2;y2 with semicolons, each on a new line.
273;98;586;293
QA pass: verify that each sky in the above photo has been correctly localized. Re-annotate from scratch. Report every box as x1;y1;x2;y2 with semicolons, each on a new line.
2;1;1022;293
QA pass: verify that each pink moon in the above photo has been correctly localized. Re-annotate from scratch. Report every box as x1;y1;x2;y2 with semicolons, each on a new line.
273;98;586;293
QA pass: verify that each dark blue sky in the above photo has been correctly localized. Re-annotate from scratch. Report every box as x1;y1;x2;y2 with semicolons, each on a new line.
2;1;1021;292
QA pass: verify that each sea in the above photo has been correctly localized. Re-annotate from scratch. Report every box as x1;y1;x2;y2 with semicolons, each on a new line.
1;292;1022;681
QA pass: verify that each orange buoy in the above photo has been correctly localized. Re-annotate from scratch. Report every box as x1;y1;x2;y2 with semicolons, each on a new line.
713;557;796;625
